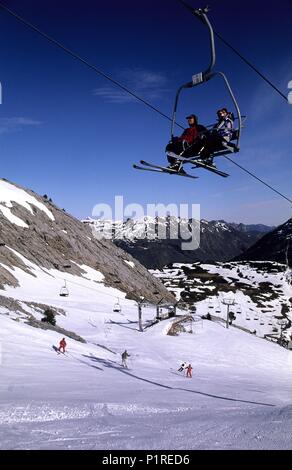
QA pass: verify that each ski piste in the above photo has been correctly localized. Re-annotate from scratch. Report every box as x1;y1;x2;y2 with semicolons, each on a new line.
167;152;230;178
133;160;199;180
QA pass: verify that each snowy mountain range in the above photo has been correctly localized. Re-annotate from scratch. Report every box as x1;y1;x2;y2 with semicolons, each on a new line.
84;217;273;268
235;218;292;266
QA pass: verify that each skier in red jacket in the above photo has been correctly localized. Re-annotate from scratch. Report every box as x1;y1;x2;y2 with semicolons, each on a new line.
166;114;206;172
186;364;193;378
58;338;67;353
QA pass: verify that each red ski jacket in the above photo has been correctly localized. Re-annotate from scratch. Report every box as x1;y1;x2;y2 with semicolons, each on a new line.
178;126;199;145
59;339;66;348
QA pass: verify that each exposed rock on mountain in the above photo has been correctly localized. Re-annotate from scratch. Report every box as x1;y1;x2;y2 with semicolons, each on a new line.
235;218;292;266
0;179;174;305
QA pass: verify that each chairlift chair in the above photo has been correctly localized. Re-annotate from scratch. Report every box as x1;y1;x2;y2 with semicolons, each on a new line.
169;7;242;162
59;280;69;297
133;6;243;179
113;299;122;313
63;262;72;269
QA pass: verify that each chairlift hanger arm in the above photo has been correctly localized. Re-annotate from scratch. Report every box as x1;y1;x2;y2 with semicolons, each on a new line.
170;5;216;139
195;7;216;77
177;3;216;78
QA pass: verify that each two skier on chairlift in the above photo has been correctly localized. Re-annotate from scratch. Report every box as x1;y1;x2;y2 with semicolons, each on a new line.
133;6;242;179
166;107;234;174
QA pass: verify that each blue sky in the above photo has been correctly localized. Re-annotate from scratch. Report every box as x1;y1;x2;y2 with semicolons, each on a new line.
0;0;291;225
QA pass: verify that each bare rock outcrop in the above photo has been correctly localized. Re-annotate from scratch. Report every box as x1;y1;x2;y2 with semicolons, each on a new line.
0;179;174;305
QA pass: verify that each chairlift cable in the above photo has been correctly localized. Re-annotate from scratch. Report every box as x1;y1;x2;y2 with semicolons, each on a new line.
176;0;288;102
0;2;290;203
0;2;183;129
52;273;156;308
53;273;130;302
213;31;288;102
224;156;292;204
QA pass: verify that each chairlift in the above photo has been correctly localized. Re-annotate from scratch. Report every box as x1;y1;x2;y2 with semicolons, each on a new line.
268;319;273;326
169;8;242;163
260;317;265;326
133;6;243;179
63;262;72;269
254;313;259;321
59;280;69;297
113;299;122;313
245;314;250;321
236;305;242;314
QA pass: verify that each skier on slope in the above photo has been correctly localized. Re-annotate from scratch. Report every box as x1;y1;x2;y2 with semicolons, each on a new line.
186;364;193;378
121;350;130;368
58;338;67;353
178;361;187;373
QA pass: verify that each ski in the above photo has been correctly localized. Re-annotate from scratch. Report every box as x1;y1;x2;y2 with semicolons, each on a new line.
172;154;229;177
140;160;178;171
168;153;229;177
169;153;202;165
192;160;229;177
133;162;198;179
166;151;201;163
133;164;166;173
140;160;199;179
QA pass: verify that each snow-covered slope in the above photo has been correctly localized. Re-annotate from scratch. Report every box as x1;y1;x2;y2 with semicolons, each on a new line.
1;281;292;450
152;261;292;345
0;179;54;228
